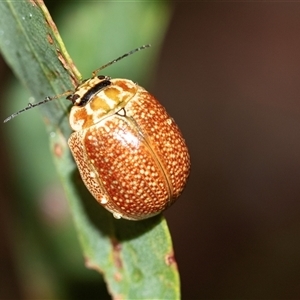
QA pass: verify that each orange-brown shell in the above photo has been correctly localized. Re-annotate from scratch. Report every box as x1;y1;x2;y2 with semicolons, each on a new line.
68;79;190;220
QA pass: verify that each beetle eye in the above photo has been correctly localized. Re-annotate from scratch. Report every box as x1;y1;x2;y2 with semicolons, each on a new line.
66;94;80;104
98;75;106;80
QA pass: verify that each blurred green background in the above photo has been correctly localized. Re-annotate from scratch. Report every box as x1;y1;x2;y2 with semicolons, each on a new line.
1;2;300;299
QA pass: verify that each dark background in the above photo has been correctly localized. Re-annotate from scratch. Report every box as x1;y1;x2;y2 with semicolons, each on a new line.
1;2;300;299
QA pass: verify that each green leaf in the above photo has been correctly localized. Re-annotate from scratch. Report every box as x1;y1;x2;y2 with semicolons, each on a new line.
0;1;180;299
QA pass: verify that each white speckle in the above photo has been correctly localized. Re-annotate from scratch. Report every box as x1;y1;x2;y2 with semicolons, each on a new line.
113;212;122;219
100;196;108;204
49;132;56;138
29;13;32;18
22;16;25;20
104;126;110;133
166;118;173;125
114;130;139;148
90;171;96;178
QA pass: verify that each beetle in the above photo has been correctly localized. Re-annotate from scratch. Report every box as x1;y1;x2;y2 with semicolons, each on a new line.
4;45;190;220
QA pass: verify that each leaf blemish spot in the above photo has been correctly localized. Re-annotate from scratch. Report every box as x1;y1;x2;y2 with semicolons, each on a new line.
53;142;63;158
84;257;104;274
57;49;68;70
114;272;122;282
165;252;177;267
47;33;53;44
111;238;123;270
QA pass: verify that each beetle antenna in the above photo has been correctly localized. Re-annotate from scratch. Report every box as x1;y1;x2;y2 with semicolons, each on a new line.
3;90;72;123
4;44;151;123
92;44;151;77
